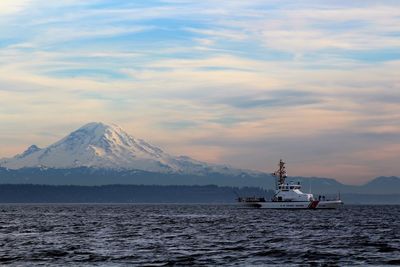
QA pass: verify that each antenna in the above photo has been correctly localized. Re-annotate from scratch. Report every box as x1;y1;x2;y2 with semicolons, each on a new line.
272;159;287;190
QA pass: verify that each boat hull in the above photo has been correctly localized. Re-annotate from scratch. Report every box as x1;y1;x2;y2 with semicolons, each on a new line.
313;200;343;209
240;200;343;209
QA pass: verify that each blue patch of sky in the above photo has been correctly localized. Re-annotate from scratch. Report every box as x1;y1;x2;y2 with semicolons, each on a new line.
5;0;399;78
0;38;21;48
7;2;295;64
62;54;132;66
145;18;204;32
88;0;170;9
45;69;129;80
347;49;400;62
382;32;400;37
312;48;400;63
58;56;155;76
312;20;370;32
0;23;33;48
125;26;196;43
211;40;294;62
50;23;200;53
294;47;400;70
196;66;252;72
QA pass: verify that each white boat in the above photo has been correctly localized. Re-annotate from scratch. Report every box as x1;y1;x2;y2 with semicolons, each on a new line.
238;160;343;209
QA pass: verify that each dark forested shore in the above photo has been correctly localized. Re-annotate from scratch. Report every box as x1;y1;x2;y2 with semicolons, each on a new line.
0;184;399;204
0;184;272;203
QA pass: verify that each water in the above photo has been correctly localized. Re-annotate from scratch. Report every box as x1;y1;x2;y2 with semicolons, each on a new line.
0;204;399;266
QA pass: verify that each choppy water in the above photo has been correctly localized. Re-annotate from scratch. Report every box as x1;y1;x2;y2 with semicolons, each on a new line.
0;204;399;266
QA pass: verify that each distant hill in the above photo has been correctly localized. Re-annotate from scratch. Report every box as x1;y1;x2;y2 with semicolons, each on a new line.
0;184;273;204
0;168;398;196
293;176;400;195
0;167;274;188
357;176;400;194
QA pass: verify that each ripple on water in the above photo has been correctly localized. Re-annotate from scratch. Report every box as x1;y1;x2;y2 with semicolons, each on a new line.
0;204;399;266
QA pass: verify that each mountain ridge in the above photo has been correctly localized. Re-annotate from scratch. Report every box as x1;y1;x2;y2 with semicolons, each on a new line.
0;122;260;177
0;166;398;195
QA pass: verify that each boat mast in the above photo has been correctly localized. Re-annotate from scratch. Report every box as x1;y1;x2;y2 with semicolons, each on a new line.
272;159;287;190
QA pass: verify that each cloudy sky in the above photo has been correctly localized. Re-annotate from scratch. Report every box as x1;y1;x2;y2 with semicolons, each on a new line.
0;0;399;184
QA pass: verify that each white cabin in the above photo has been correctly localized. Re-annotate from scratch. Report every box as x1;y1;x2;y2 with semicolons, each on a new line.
273;182;314;202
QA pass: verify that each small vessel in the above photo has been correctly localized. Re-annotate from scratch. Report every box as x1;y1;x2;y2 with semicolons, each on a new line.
238;159;343;209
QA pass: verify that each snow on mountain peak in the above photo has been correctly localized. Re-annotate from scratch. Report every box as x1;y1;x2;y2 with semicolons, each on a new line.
17;145;41;158
51;122;162;156
57;122;130;150
0;122;254;176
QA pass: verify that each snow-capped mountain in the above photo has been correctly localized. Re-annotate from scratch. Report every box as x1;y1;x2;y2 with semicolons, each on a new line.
0;122;257;176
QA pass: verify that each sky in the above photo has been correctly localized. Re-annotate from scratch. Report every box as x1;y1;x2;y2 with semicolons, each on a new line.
0;0;399;184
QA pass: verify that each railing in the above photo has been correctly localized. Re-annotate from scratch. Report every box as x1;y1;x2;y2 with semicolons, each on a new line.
238;196;266;203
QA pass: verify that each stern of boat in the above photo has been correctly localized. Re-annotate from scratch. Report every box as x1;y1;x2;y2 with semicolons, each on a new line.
316;200;344;209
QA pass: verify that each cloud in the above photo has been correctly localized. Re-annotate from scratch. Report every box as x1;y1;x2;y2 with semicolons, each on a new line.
0;0;32;15
0;0;399;183
215;90;320;109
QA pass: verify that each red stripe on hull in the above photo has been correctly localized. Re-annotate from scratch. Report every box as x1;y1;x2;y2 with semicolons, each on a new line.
308;200;319;209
